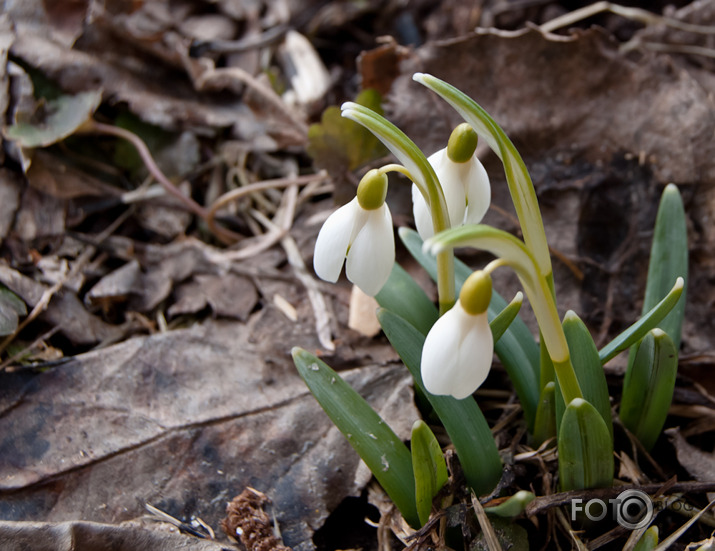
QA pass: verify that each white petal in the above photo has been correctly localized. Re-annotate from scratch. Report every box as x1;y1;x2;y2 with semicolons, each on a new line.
429;149;467;229
421;302;493;400
463;157;491;225
313;199;361;283
346;203;395;296
453;312;494;396
411;183;434;240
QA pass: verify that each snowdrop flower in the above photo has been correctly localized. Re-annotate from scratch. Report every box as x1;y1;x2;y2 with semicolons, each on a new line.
413;123;491;240
421;270;493;400
313;169;394;296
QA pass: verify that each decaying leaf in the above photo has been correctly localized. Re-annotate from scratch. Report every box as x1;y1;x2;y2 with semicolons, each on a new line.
3;90;102;149
0;168;23;241
666;428;715;490
85;260;142;308
0;519;230;551
0;263;121;345
168;272;258;320
0;284;27;336
0;319;419;549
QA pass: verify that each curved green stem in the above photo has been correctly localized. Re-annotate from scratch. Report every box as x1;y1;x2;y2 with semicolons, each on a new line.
426;225;583;403
413;74;553;281
341;103;455;312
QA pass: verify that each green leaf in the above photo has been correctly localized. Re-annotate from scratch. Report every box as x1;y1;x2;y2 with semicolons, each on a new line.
375;263;438;335
484;491;535;518
411;420;448;526
4;90;102;148
292;348;420;527
377;308;502;495
490;292;524;344
619;329;678;451
533;381;557;446
598;277;684;364
400;227;540;430
556;312;613;441
307;89;387;172
642;184;688;350
558;398;613;491
0;285;27;337
633;526;659;551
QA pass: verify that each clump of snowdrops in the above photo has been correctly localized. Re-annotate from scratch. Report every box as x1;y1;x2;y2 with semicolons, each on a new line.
292;74;687;538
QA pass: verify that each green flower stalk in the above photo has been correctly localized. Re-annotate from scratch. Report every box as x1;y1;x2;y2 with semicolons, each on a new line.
424;224;583;404
340;102;456;313
412;73;553;281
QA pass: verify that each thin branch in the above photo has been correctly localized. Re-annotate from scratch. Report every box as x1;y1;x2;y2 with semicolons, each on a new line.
85;121;242;244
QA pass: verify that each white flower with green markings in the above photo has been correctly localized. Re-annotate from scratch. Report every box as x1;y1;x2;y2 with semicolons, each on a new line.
313;169;394;296
413;123;491;240
421;270;494;399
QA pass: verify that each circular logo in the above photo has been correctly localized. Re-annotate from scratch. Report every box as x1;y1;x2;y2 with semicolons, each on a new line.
615;489;653;530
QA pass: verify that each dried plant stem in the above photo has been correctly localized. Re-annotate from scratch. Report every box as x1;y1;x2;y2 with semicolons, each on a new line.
250;187;335;351
472;492;503;551
85;121;242;244
541;2;715;35
206;171;328;242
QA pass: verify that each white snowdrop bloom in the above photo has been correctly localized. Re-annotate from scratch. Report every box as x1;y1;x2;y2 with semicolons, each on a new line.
421;270;494;400
313;170;395;296
413;124;491;240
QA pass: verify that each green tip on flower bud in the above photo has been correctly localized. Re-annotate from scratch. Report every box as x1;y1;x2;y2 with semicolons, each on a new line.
356;169;388;210
447;123;478;164
460;270;492;315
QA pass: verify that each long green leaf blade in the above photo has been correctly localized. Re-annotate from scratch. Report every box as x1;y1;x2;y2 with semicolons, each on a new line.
292;347;420;527
556;311;613;441
490;292;524;343
642;184;688;350
633;526;659;551
377;308;502;495
411;420;448;525
533;381;557;446
375;263;438;335
620;330;678;451
598;277;684;364
399;227;540;430
558;398;614;491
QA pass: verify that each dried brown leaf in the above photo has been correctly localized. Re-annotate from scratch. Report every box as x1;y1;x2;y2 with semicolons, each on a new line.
0;263;120;345
168;273;258;321
0;519;230;551
666;428;715;485
0;319;418;549
0;168;23;241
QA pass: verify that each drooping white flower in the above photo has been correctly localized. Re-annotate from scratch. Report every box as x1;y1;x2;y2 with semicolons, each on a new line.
421;270;494;400
413;124;491;240
313;170;395;296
